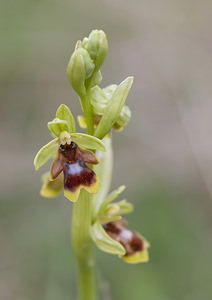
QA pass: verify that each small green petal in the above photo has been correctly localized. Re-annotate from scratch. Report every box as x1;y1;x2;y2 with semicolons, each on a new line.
70;133;106;152
99;185;126;215
34;139;58;171
48;118;69;137
56;104;76;133
91;222;126;256
94;77;133;139
115;199;134;215
40;172;63;198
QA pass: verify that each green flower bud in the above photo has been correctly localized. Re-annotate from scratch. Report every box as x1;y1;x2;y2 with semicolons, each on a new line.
90;70;103;88
103;84;117;100
67;48;95;96
84;30;108;72
90;86;107;115
115;105;131;127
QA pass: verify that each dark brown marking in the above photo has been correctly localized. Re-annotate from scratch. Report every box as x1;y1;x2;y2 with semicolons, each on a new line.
63;157;97;192
50;142;98;192
103;220;144;257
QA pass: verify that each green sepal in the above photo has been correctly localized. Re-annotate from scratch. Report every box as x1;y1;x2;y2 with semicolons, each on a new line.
48;118;69;137
99;185;126;215
94;77;133;139
40;172;63;198
70;133;106;152
91;222;126;255
56;104;76;133
90;86;107;115
34;139;58;171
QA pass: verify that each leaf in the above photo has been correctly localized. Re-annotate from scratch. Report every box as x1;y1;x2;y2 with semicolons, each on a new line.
47;118;69;137
99;185;126;215
70;133;106;152
94;77;133;139
56;104;76;133
91;222;126;255
34;139;58;171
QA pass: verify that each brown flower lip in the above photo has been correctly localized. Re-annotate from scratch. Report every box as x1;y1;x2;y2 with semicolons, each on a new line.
50;142;99;193
103;220;144;257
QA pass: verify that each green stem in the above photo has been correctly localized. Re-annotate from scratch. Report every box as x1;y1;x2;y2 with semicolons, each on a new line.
72;189;97;300
72;82;98;299
80;94;94;135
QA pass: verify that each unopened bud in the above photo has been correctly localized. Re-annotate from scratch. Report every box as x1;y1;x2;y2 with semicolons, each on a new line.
90;86;107;115
84;30;108;72
116;105;131;127
67;48;94;96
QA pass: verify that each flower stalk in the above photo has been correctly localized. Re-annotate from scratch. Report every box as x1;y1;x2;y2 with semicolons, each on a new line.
72;190;97;300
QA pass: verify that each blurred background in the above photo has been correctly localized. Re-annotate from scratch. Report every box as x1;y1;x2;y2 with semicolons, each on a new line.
1;0;212;299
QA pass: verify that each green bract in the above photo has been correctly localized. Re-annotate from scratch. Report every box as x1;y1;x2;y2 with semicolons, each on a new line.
94;77;133;139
